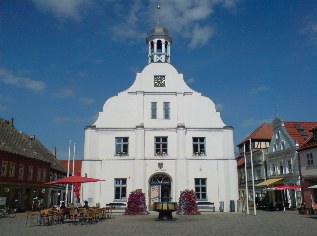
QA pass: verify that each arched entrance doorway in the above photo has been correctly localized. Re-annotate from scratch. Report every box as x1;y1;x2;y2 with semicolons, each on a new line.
149;173;172;210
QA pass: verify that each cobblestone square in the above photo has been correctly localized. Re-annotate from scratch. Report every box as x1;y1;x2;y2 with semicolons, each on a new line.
1;210;316;236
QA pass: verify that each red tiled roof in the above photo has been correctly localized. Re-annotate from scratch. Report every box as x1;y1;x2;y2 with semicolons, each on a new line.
238;123;273;147
60;160;82;176
298;126;317;151
284;122;317;146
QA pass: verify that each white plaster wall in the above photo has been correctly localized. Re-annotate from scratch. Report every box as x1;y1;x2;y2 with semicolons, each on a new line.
82;159;238;211
300;148;317;177
82;62;238;211
93;63;225;129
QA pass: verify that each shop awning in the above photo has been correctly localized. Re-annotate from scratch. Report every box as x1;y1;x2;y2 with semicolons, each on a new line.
255;178;283;187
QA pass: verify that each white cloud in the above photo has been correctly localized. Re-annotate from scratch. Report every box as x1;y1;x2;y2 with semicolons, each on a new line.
188;24;215;49
223;0;238;9
80;97;95;105
250;85;269;94
55;89;75;98
33;0;89;21
112;24;146;43
111;0;238;48
111;0;147;43
0;67;46;91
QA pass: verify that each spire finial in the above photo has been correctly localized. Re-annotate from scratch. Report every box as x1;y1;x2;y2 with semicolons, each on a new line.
157;1;161;25
275;104;279;118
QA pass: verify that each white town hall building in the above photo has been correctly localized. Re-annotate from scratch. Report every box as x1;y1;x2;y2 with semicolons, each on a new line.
81;22;238;212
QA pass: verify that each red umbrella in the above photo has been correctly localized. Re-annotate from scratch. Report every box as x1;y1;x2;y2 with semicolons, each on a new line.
44;175;105;185
274;185;301;190
273;185;301;211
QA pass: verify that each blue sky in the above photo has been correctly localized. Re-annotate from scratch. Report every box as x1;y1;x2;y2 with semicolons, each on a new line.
0;0;316;159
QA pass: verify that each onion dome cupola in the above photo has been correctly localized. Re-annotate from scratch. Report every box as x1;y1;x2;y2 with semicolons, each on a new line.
146;6;172;64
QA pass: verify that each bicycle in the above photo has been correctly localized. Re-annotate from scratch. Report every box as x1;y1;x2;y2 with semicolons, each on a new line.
0;207;17;218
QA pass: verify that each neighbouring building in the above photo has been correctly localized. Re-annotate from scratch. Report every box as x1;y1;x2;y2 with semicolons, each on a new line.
82;22;239;211
297;125;317;212
265;118;317;208
236;123;273;211
0;118;67;210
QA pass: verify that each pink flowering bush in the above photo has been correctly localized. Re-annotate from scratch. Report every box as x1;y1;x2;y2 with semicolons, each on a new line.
124;189;149;215
177;189;200;215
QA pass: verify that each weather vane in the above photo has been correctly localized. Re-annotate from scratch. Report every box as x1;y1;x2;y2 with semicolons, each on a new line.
157;0;161;25
275;104;279;118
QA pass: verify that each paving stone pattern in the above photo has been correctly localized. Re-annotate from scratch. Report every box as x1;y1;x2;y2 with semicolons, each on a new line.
0;210;316;236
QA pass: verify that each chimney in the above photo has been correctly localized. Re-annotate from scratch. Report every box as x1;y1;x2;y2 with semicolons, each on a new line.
29;135;35;140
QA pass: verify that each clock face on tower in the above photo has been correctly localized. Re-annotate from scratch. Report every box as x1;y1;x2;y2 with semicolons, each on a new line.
154;75;166;87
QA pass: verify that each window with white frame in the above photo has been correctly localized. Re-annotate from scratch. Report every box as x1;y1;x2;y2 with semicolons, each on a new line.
163;102;170;119
273;144;277;152
8;162;15;177
307;153;314;166
115;137;129;156
255;168;261;180
272;163;276;175
42;169;47;182
151;102;157;119
28;166;33;181
195;178;207;200
18;164;24;180
37;168;41;181
1;161;8;176
279;162;284;174
155;137;168;155
281;140;285;150
114;178;127;201
288;160;292;173
193;137;205;155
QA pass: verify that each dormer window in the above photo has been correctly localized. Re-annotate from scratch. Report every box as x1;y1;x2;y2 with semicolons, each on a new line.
281;140;285;150
314;131;317;141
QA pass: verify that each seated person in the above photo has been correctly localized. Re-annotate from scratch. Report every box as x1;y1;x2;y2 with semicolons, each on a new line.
60;202;66;209
83;200;89;209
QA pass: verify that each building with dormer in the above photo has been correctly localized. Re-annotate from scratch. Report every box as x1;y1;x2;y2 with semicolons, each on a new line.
265;118;317;208
81;23;238;212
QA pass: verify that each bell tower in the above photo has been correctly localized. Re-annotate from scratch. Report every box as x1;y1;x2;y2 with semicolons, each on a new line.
146;5;172;64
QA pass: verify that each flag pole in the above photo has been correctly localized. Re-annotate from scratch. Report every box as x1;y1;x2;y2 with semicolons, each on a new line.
71;142;76;205
250;139;257;216
244;142;249;214
65;140;71;206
